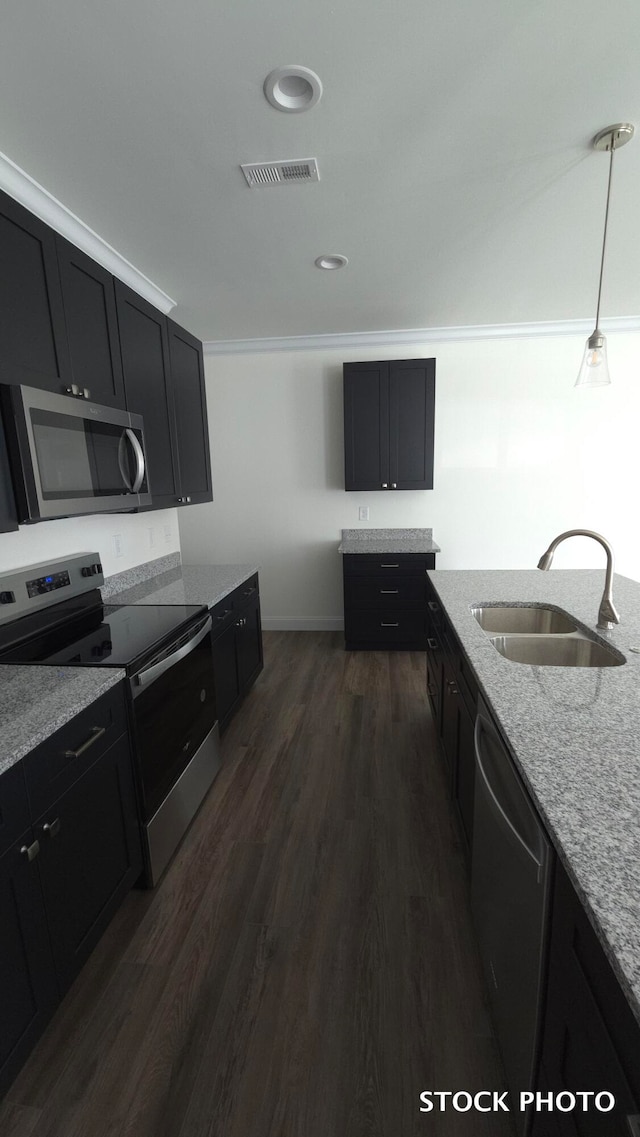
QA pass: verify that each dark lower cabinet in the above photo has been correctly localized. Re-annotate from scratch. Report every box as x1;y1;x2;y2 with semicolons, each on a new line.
532;862;640;1136
0;686;142;1096
210;575;263;732
343;553;435;650
0;189;71;394
0;829;58;1097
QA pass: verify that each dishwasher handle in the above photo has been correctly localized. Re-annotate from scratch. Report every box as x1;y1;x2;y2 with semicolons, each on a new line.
474;712;544;881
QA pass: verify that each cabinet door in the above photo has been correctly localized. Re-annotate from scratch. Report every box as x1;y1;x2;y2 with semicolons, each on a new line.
211;622;241;730
35;733;142;995
0;190;71;392
0;417;18;533
236;593;263;693
115;281;180;508
343;361;390;490
167;320;212;504
388;358;435;489
0;832;57;1097
56;237;125;408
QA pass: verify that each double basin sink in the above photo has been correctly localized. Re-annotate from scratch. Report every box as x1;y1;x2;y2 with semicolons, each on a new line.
471;606;625;668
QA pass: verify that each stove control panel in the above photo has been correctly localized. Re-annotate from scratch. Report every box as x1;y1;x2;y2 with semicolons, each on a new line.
0;553;105;626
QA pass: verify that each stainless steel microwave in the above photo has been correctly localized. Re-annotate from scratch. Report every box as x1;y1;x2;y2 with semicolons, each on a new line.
0;384;151;521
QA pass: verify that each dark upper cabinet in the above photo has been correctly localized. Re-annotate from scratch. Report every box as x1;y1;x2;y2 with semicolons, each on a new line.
343;358;435;490
167;319;212;504
0;415;18;532
115;280;180;508
0;189;71;393
56;236;125;408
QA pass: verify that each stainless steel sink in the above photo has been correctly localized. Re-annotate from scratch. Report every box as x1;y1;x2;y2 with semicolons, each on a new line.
471;606;577;634
489;634;624;668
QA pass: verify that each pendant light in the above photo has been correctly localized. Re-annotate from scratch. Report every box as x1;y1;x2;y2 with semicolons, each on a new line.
575;123;634;388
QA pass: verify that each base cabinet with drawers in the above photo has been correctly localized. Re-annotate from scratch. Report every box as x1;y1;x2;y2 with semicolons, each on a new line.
0;684;142;1096
343;553;436;650
210;574;263;731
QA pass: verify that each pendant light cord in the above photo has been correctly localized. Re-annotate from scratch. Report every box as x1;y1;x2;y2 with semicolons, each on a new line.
594;138;615;330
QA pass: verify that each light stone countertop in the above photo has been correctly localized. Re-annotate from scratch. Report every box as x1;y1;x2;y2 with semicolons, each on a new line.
0;666;125;775
107;563;260;609
428;568;640;1026
339;527;441;554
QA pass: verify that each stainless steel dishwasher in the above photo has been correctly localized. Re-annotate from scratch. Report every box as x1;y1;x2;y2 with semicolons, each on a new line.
471;696;552;1135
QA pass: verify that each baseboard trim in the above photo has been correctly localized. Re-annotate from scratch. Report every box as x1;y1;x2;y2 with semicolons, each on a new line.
261;619;344;632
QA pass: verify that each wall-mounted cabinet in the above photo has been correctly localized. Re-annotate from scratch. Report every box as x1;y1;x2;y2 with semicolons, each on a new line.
0;187;213;523
343;358;435;491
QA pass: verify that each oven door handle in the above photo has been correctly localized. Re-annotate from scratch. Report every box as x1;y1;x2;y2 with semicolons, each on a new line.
134;615;212;690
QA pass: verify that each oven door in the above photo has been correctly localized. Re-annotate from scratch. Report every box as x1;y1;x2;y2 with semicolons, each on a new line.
130;615;218;822
1;384;151;520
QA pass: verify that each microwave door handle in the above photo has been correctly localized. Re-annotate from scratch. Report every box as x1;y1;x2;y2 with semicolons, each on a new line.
134;616;212;690
118;432;134;492
125;428;146;493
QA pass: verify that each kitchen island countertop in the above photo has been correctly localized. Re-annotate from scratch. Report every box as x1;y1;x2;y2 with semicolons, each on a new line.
428;568;640;1025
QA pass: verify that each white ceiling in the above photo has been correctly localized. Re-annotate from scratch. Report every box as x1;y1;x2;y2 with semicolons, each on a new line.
2;0;640;343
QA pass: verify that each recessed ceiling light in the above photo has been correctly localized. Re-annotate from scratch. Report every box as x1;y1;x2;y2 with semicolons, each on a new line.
264;66;323;113
315;254;348;270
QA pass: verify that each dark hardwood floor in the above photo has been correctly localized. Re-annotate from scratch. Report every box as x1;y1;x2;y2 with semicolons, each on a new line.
2;633;514;1136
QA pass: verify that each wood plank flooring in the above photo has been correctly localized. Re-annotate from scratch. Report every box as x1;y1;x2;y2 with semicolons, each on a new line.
2;632;514;1137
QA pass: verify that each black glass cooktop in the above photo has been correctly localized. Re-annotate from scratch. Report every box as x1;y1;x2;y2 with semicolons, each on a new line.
0;593;207;671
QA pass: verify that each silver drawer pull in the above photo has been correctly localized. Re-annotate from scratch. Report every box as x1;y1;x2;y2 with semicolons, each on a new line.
380;589;399;594
20;839;40;863
42;818;61;839
381;622;399;627
64;725;106;760
216;609;232;620
428;601;439;612
380;563;399;568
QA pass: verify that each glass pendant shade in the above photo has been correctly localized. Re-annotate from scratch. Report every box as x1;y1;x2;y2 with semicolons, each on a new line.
575;331;611;388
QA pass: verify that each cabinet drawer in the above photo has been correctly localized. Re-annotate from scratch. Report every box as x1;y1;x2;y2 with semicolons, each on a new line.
345;609;426;645
232;574;259;609
23;684;128;818
346;575;425;608
343;554;434;575
0;763;31;860
210;595;236;635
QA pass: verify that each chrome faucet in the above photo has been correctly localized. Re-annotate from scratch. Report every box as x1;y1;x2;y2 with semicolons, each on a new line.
537;529;620;630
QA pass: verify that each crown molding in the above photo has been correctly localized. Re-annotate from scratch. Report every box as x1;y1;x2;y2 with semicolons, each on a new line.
0;150;176;314
204;315;640;356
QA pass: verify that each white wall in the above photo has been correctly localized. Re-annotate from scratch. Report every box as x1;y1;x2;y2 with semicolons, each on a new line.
178;332;640;627
0;508;180;577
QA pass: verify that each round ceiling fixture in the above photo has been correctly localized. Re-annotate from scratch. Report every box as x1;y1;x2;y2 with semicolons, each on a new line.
314;254;348;270
264;66;323;113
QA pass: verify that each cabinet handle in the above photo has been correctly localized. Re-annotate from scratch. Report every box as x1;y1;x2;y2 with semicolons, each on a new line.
427;637;438;650
236;617;247;627
380;563;399;568
243;587;255;596
428;601;440;612
176;496;192;503
64;725;106;761
391;482;397;488
381;622;399;627
380;589;399;594
381;483;388;488
447;679;458;694
20;839;40;863
216;609;232;620
42;818;61;839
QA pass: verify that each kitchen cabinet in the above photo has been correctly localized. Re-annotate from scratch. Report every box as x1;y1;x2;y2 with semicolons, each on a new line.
56;236;125;408
343;553;435;650
167;319;212;505
532;861;640;1136
115;281;180;509
343;358;435;491
425;573;477;857
0;189;71;395
0;684;142;1094
210;574;263;732
0;419;18;533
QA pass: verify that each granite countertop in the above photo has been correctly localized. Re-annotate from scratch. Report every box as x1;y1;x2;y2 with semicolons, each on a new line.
107;562;259;608
428;568;640;1025
338;527;441;554
0;666;125;775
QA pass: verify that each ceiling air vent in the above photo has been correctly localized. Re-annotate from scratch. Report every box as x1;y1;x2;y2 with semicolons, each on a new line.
240;158;320;188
